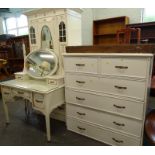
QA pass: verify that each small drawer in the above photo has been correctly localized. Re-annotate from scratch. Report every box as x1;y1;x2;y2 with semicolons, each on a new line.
64;57;98;74
1;86;11;101
65;74;100;92
65;88;144;120
67;104;142;137
12;89;25;98
67;117;141;146
101;57;149;78
33;93;44;109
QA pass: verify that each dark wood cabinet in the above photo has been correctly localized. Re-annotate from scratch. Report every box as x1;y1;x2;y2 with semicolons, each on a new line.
127;22;155;44
93;16;129;45
0;35;30;81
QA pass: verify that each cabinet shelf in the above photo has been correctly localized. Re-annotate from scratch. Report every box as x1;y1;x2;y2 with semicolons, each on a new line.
93;16;129;45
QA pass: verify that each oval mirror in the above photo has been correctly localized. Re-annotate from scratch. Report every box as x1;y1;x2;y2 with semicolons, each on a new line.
41;25;53;49
25;49;58;79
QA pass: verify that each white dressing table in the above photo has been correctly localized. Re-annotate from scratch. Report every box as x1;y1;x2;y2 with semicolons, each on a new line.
1;49;65;142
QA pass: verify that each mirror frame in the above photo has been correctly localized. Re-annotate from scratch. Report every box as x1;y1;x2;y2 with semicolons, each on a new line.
25;49;58;79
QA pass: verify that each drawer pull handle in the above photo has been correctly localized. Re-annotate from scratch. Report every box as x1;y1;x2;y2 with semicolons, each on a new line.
113;104;126;109
18;91;24;94
76;97;85;101
115;66;128;69
4;92;10;95
112;138;124;143
35;100;43;103
76;80;85;84
76;64;85;67
113;121;125;126
77;126;86;131
77;112;86;116
114;85;127;90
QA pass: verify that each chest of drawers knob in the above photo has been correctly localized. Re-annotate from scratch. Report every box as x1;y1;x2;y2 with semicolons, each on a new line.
112;138;124;143
75;64;85;67
115;66;128;69
113;121;125;126
77;112;86;116
76;80;86;84
76;96;85;101
114;85;127;90
77;126;86;131
113;104;126;109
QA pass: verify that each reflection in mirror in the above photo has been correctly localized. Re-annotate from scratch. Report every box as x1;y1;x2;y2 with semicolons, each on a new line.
25;49;58;78
41;25;53;49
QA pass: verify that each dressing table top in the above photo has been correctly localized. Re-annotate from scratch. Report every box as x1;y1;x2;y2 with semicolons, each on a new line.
1;79;64;94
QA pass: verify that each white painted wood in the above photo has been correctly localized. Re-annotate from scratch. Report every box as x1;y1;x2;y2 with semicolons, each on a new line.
64;53;153;146
65;88;144;120
67;104;142;137
101;57;149;78
64;57;98;74
67;117;141;146
0;8;82;141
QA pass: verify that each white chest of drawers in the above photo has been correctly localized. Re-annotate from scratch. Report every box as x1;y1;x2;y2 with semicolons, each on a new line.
63;53;153;146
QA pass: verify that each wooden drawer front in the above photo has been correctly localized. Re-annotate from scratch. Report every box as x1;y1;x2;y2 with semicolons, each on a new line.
64;57;98;74
67;117;141;146
65;74;99;91
67;104;142;137
101;57;148;78
99;77;146;101
2;86;11;101
33;93;44;109
65;89;144;119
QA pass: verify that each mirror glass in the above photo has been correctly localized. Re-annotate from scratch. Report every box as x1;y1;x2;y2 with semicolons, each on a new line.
25;49;58;78
41;25;53;49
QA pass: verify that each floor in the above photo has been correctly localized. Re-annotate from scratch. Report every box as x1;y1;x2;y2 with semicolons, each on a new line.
0;96;107;146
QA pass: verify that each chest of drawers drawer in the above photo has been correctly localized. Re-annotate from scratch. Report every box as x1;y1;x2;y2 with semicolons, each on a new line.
67;104;142;137
67;117;141;146
64;57;98;74
65;74;146;101
65;88;144;119
101;57;149;78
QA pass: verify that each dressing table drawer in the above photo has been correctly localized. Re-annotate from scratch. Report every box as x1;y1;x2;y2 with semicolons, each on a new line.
33;93;45;109
101;57;148;78
12;89;32;101
1;86;11;101
67;104;142;137
64;57;98;74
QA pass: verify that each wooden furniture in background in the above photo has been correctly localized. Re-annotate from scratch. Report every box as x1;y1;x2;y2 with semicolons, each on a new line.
93;16;129;45
127;22;155;44
116;28;141;44
0;35;30;81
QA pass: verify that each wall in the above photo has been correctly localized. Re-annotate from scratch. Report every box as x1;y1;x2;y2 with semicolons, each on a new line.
0;17;4;34
81;8;94;45
93;8;143;24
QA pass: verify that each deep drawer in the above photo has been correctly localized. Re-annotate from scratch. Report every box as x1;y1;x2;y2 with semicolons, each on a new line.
67;104;142;137
65;88;144;120
67;117;141;146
